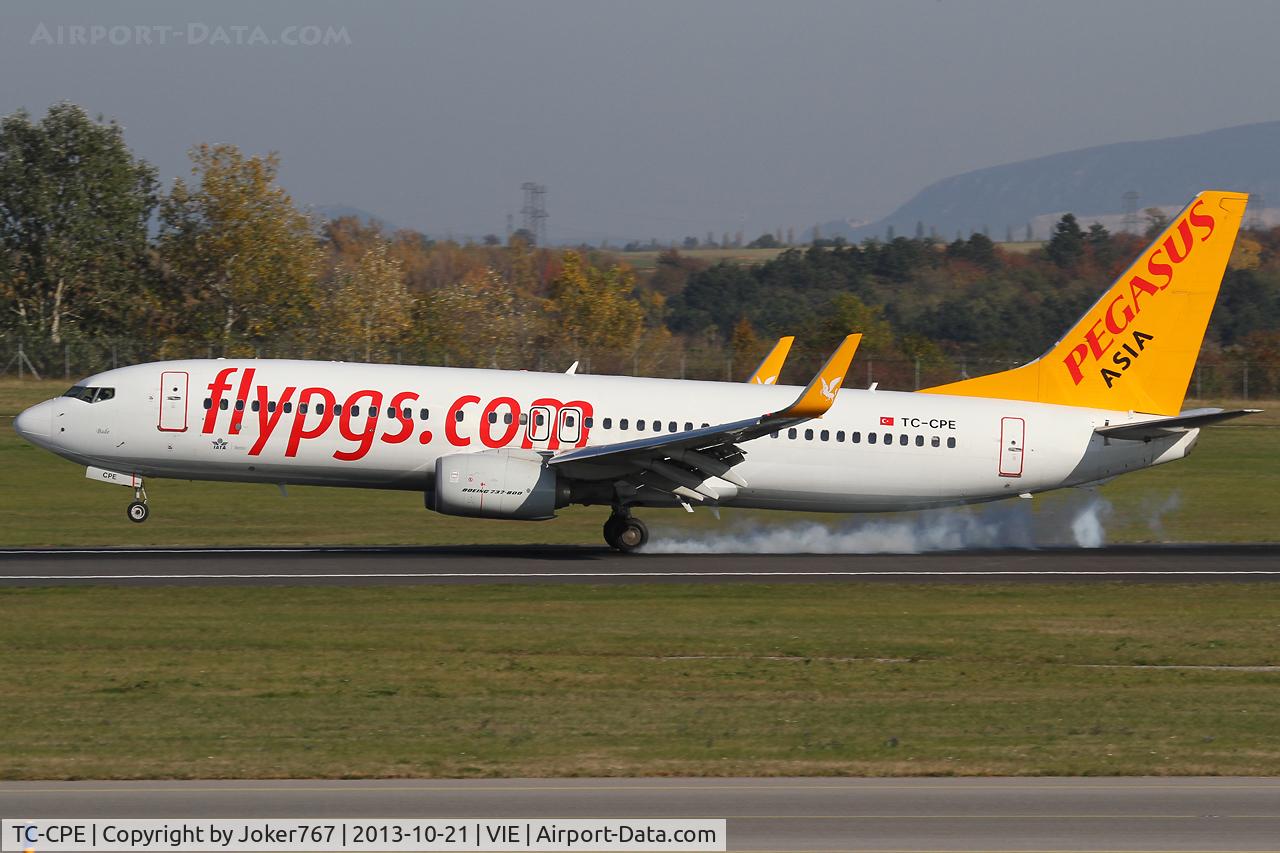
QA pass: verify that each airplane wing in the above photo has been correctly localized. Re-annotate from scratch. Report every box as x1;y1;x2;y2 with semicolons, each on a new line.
550;335;860;503
746;336;794;384
1094;408;1261;441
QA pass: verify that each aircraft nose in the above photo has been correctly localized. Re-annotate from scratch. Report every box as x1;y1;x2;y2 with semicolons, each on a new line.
14;399;53;442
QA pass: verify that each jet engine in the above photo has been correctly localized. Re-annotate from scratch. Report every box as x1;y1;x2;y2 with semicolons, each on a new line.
429;449;569;520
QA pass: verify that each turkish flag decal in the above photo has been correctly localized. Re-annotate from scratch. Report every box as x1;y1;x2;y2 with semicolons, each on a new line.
880;416;894;426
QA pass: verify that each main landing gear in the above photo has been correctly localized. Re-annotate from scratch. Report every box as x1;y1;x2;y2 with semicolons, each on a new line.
603;509;648;553
126;483;149;523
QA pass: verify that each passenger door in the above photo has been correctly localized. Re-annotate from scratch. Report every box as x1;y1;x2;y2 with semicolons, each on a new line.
158;371;189;432
999;416;1024;477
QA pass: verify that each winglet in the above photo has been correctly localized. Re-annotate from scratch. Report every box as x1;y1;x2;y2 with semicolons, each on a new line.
770;334;861;418
747;336;795;384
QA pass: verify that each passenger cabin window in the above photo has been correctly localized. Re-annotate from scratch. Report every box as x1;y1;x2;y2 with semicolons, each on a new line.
883;432;891;444
915;435;924;446
868;433;877;445
947;437;957;448
585;417;594;428
220;399;229;411
684;422;693;431
899;434;908;446
788;428;798;439
251;400;260;412
203;398;212;410
931;436;940;447
235;400;245;411
637;420;646;432
652;420;661;432
836;430;845;442
620;418;629;430
283;402;293;414
420;408;430;421
668;421;677;433
851;431;861;443
820;429;830;441
603;417;613;429
804;428;814;440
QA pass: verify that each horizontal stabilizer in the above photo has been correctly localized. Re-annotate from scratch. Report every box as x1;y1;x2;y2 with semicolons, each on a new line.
1094;408;1261;441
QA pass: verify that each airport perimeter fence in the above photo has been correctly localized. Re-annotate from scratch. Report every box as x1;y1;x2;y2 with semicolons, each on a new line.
3;334;1279;401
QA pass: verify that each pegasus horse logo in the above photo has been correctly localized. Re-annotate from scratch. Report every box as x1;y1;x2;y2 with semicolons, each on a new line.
753;375;778;385
821;375;842;401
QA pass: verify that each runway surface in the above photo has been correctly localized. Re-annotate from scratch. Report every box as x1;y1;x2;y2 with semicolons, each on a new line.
2;777;1277;851
0;543;1277;586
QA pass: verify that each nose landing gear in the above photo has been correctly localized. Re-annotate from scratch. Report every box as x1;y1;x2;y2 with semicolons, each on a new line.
126;484;149;523
603;510;648;553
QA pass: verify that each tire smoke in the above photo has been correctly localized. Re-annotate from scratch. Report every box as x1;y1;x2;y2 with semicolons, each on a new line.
644;491;1131;554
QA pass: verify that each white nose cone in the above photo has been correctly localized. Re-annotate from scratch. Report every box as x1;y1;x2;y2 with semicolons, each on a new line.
14;399;53;442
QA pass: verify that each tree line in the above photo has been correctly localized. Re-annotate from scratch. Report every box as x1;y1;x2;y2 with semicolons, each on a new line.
3;103;1279;394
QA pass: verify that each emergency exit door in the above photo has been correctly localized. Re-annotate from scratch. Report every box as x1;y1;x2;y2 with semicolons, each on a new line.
158;371;189;432
999;416;1024;477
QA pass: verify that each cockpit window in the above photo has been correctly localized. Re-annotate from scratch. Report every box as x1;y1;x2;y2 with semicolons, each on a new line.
62;386;115;403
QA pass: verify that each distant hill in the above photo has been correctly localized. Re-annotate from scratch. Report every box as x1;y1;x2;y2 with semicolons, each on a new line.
817;121;1280;242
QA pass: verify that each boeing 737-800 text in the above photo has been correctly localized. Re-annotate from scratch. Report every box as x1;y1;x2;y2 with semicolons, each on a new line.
13;191;1257;551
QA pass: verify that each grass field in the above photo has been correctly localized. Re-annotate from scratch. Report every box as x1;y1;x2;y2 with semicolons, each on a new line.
616;247;793;271
2;379;1276;547
1;583;1276;778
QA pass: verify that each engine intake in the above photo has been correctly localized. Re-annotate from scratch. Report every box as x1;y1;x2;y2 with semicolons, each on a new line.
429;450;568;520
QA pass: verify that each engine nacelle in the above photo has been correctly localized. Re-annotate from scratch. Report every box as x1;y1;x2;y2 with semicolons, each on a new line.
429;450;569;520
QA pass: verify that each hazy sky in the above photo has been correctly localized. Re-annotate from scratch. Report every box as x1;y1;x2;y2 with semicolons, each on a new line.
3;0;1278;242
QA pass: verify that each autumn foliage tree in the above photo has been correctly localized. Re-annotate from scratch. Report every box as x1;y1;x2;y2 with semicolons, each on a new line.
327;242;415;362
157;144;322;352
547;251;643;370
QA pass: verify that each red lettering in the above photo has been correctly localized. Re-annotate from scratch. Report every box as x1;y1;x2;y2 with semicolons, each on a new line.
285;387;335;457
1146;248;1174;288
1104;294;1134;335
1082;317;1113;359
1063;343;1089;385
446;394;481;447
480;396;521;448
1161;218;1194;264
380;390;420;445
202;367;236;434
228;367;256;434
334;389;384;461
1128;275;1160;314
249;385;296;456
1187;198;1215;241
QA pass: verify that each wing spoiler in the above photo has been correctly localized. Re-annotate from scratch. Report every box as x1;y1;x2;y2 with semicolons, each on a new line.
1094;408;1261;441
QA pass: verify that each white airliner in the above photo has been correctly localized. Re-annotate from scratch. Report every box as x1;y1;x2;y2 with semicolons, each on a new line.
14;191;1257;551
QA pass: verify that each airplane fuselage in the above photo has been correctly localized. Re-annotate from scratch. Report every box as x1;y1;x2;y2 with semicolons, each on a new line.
16;358;1195;514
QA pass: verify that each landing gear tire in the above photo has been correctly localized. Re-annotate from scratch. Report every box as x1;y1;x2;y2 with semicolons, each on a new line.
127;500;149;523
604;514;648;553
